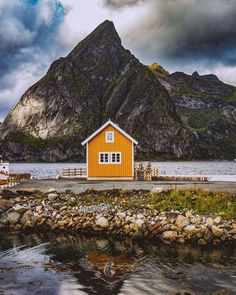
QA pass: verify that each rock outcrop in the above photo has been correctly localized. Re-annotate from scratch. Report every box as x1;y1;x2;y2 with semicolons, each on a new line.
151;64;236;159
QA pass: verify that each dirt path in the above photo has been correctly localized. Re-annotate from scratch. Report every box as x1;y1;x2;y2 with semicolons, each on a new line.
8;179;236;193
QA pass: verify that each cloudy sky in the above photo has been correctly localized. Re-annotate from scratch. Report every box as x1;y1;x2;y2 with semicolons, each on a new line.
1;0;236;121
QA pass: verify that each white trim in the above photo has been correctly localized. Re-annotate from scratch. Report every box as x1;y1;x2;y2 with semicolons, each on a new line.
99;152;110;164
81;119;138;145
110;152;121;164
86;143;89;177
132;142;134;178
98;152;121;164
105;131;114;143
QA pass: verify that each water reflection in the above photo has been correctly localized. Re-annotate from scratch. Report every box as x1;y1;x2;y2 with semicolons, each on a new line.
0;233;236;294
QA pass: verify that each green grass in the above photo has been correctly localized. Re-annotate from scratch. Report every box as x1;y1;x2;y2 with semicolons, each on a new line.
73;189;236;219
148;189;236;219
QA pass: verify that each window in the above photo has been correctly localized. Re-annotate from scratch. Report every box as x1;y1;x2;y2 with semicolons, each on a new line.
99;153;109;164
106;131;114;143
99;152;121;164
111;153;121;164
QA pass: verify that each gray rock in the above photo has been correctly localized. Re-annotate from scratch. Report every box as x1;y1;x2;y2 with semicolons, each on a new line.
48;193;58;201
206;217;214;226
214;216;222;224
183;225;200;234
8;212;21;224
212;225;224;237
12;204;28;214
95;217;109;228
176;215;189;228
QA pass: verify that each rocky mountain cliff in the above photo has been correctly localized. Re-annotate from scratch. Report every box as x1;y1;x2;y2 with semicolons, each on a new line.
0;20;235;162
150;63;236;159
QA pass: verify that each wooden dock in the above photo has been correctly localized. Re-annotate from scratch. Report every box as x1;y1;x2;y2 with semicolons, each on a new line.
0;173;31;188
152;175;210;182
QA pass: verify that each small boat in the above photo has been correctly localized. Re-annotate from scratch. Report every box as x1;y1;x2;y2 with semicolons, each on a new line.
0;159;9;186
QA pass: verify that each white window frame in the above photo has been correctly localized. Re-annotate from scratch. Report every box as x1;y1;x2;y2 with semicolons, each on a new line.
98;152;122;164
105;131;114;143
99;152;110;164
111;152;121;164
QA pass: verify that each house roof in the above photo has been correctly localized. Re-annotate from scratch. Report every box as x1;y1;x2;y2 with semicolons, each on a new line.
81;119;138;146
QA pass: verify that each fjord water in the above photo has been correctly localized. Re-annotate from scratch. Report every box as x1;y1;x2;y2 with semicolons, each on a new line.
10;161;236;180
0;233;236;295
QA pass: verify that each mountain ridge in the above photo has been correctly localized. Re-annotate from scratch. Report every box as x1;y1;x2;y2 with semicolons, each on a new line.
0;20;235;161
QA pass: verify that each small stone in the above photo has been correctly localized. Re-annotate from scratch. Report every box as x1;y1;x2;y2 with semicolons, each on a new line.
190;216;201;224
212;225;224;237
12;204;28;214
35;205;43;212
204;230;213;242
183;225;200;234
48;193;58;201
162;231;178;239
0;199;13;212
176;215;189;228
185;210;193;218
20;213;31;225
95;217;109;228
206;218;214;226
198;238;207;246
214;216;222;224
135;218;144;228
151;187;164;193
229;229;236;235
117;212;126;219
213;239;221;246
7;212;21;224
137;214;144;219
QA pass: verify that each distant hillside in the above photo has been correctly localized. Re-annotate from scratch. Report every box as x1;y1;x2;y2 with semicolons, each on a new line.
0;21;235;162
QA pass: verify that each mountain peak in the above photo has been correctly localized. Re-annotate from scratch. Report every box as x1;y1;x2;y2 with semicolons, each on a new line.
192;71;200;78
69;20;121;58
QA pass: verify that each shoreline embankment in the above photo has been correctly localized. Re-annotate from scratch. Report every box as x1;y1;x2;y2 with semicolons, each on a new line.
0;187;235;246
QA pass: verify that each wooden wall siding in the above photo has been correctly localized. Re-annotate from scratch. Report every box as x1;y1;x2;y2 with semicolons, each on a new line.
88;125;133;177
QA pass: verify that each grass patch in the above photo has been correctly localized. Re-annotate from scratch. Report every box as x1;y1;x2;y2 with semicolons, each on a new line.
148;189;236;219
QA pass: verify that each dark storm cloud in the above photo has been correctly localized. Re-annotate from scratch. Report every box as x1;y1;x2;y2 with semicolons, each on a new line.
103;0;145;9
105;0;236;66
0;0;67;120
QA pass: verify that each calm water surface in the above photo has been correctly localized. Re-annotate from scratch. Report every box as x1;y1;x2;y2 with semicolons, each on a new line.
10;161;236;180
0;233;236;295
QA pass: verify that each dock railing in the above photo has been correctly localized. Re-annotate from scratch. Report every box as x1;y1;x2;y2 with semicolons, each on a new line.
134;162;209;182
59;167;87;179
134;162;159;181
0;173;31;188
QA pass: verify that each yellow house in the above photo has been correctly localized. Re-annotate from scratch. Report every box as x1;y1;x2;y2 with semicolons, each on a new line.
81;119;138;180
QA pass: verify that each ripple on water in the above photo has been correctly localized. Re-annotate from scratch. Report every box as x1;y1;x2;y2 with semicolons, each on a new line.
0;233;236;295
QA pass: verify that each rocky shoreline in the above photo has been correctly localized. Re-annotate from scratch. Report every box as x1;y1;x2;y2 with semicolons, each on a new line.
0;189;235;246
